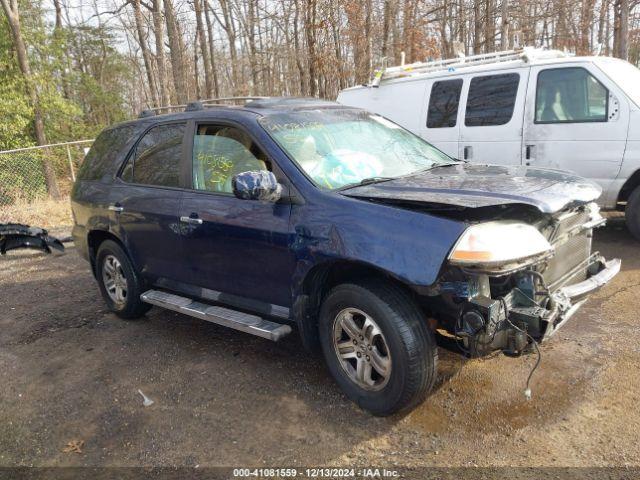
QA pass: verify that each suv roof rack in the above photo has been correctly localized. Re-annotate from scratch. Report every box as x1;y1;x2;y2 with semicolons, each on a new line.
137;96;268;118
369;47;570;87
244;97;337;109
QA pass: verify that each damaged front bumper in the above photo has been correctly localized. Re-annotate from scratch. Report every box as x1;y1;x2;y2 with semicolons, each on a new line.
0;223;65;255
542;255;620;340
454;253;620;357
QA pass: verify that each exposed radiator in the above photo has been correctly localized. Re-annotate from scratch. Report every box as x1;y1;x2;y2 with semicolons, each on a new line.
542;209;593;289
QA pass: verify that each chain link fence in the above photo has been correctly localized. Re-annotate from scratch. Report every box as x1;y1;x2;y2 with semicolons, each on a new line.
0;140;93;228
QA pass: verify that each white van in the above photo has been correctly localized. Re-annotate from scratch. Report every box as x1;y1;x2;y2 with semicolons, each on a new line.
337;48;640;238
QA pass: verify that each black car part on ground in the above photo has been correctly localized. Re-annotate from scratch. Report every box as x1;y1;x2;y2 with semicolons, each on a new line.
0;223;65;255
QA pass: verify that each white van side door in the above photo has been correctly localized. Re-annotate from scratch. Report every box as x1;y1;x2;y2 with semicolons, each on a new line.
458;68;530;166
421;77;464;158
523;63;628;206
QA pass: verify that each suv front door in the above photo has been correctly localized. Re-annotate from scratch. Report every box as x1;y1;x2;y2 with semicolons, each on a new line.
110;122;187;281
523;64;629;204
174;122;295;316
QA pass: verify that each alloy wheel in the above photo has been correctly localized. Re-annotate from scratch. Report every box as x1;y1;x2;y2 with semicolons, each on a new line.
332;308;392;391
102;254;127;305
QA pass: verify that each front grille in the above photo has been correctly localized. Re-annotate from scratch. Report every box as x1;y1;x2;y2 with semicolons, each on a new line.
542;211;593;289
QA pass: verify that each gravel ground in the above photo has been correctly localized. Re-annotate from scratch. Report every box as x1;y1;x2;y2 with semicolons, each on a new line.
0;218;639;473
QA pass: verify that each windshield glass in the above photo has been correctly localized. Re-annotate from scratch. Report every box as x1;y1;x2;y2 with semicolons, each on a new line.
259;109;454;190
598;57;640;108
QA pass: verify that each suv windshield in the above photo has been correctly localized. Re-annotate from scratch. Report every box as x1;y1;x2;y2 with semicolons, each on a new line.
259;109;454;190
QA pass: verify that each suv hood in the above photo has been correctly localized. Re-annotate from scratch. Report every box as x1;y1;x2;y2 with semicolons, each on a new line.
341;164;602;214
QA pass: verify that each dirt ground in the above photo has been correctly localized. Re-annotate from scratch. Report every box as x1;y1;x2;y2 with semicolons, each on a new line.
1;217;639;473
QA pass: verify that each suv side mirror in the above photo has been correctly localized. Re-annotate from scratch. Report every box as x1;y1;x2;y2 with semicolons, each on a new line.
232;170;282;202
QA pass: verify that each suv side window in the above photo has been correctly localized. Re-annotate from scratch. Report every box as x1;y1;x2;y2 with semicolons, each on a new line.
121;123;185;187
465;73;520;127
427;79;463;128
77;125;136;181
192;125;269;193
535;68;608;123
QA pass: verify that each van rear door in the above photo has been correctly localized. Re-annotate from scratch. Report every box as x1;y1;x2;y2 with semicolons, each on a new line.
458;68;529;166
522;63;628;206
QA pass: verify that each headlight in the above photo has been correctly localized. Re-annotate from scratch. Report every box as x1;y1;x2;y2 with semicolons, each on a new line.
449;221;553;268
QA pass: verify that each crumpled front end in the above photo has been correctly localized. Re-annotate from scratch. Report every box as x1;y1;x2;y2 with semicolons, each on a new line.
430;203;620;357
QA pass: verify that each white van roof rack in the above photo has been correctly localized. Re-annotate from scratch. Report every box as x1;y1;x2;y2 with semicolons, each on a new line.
369;47;570;87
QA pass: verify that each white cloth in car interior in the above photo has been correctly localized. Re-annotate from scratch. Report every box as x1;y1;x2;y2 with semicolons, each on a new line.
551;91;569;121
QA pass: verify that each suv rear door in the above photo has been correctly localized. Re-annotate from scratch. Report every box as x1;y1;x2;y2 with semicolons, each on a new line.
458;68;529;166
110;121;188;281
175;121;295;314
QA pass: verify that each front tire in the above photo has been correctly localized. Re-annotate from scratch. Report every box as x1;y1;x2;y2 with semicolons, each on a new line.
95;240;151;319
318;281;437;416
625;186;640;241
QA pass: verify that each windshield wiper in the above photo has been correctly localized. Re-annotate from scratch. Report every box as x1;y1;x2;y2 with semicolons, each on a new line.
336;176;394;191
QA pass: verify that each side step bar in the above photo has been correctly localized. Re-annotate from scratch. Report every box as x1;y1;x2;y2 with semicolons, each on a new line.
140;290;292;341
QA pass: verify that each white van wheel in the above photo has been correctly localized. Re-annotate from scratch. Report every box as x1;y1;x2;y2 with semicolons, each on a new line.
625;187;640;241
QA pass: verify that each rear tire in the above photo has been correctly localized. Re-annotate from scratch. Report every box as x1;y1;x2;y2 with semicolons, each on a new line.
626;187;640;241
318;281;437;416
95;240;151;319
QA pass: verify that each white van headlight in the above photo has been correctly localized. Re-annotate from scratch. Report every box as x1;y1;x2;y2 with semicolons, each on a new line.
449;222;553;267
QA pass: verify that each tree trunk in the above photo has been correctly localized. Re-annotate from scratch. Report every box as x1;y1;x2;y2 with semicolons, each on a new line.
292;0;307;95
217;0;239;91
304;0;318;96
382;0;392;58
53;0;63;31
164;0;188;103
500;0;509;50
614;0;629;59
484;0;493;52
246;0;260;93
0;0;61;200
194;0;214;97
133;0;159;107
152;0;170;106
202;0;220;97
473;0;482;54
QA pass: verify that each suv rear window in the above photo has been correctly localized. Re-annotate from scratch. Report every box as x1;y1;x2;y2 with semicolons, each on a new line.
121;123;185;187
465;73;520;127
427;79;463;128
76;125;136;181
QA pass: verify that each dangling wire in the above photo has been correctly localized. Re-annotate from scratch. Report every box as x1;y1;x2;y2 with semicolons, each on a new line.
498;297;542;400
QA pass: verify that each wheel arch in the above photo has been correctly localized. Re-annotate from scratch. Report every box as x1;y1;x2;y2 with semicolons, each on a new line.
86;230;129;277
292;259;423;353
617;169;640;208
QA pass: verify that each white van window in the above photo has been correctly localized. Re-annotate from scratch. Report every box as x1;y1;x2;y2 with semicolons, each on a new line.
535;68;608;123
465;73;519;127
427;79;463;128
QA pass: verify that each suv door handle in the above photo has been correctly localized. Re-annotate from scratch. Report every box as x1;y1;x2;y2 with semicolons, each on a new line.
463;146;472;160
108;204;124;213
180;215;203;225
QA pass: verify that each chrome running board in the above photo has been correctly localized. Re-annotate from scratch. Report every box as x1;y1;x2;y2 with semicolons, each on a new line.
140;290;292;341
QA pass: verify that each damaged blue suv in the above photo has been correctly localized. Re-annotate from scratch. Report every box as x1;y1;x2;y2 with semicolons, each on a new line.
72;98;620;415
